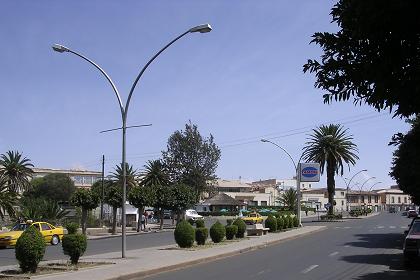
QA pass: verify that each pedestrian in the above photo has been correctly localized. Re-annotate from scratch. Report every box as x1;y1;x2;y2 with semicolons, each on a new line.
305;209;308;216
141;213;146;231
143;211;148;226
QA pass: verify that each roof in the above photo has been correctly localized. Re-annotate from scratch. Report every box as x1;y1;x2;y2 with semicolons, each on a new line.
213;179;252;189
200;193;245;206
33;167;101;176
302;187;346;194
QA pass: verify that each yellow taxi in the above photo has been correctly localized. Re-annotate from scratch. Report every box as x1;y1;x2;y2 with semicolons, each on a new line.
0;221;64;248
241;212;264;225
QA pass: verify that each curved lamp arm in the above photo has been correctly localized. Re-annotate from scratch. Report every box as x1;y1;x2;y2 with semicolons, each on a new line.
261;139;297;171
52;44;124;116
125;23;212;118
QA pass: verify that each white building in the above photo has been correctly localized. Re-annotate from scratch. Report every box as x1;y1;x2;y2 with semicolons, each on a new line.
301;188;347;212
33;167;101;188
213;179;273;206
376;186;414;211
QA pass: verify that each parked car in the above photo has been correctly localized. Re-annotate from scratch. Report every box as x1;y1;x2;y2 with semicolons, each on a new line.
389;207;396;213
403;218;420;264
408;210;418;218
241;212;264;225
0;221;64;248
163;210;172;219
185;209;203;221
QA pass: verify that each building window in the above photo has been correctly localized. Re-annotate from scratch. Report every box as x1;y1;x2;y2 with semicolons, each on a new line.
361;196;364;203
341;200;344;206
375;196;378;203
302;184;305;188
309;184;312;188
404;197;407;203
398;197;401;203
391;197;395;203
261;201;267;206
341;192;345;197
368;196;371;203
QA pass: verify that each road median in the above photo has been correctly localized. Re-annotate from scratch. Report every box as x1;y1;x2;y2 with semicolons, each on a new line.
22;225;325;280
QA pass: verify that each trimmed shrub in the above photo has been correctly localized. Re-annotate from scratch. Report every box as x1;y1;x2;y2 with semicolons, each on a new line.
187;218;195;226
195;227;208;245
226;219;233;226
233;219;246;238
15;226;46;273
276;216;284;230
66;222;79;234
62;233;87;264
174;220;195;248
287;216;293;228
210;221;225;243
264;215;277;232
293;216;299;227
195;219;205;228
225;225;238;240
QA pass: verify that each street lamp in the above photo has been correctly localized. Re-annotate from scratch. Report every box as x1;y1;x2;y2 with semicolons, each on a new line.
260;139;302;226
52;23;212;258
359;176;376;208
344;169;367;211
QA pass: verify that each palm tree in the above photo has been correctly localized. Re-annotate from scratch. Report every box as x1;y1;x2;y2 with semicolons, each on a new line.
277;188;297;211
0;179;18;220
110;163;138;191
302;124;358;215
0;151;34;193
140;160;170;187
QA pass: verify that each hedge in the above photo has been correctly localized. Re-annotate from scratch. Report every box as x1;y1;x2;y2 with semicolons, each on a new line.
210;221;225;243
233;219;246;238
225;225;238;240
195;227;208;245
265;215;277;232
15;226;46;273
174;221;195;248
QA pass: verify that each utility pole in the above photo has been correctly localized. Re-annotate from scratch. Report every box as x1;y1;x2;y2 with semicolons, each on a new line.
101;155;105;221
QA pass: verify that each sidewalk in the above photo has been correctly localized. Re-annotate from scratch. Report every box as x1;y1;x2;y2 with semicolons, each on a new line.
14;225;325;280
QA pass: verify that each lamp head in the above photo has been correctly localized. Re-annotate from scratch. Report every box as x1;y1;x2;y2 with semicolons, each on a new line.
52;44;70;53
261;139;269;143
189;23;212;33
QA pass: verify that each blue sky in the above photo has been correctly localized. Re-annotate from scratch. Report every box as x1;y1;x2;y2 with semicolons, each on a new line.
0;1;409;189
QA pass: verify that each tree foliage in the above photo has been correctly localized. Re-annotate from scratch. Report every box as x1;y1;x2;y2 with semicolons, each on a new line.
71;188;99;234
162;122;221;196
139;160;170;187
167;183;197;215
0;179;18;220
303;0;420;118
390;116;420;204
19;198;69;224
24;173;76;203
302;124;358;214
0;150;34;193
277;188;297;211
128;186;156;232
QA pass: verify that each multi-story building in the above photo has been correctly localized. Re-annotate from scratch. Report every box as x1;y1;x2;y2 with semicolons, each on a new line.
213;179;273;206
32;167;102;188
376;185;414;211
347;190;381;212
301;188;347;212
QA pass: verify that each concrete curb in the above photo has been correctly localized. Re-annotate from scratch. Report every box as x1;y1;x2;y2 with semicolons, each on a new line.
108;226;327;280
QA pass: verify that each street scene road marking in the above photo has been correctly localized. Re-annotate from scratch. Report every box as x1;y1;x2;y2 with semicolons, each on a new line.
377;226;384;229
329;251;339;257
301;265;319;274
389;226;396;229
401;226;407;229
344;245;351;248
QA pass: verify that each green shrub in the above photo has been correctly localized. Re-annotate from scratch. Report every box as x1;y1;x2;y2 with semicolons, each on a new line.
287;216;293;228
225;225;238;240
65;222;79;234
174;220;195;248
62;233;87;264
195;219;205;228
187;218;195;226
195;227;208;245
226;219;233;226
210;221;225;243
233;219;246;238
15;226;46;273
293;216;299;227
265;215;277;232
276;216;284;230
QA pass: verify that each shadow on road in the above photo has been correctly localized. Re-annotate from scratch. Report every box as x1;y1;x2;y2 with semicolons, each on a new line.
353;270;420;280
344;233;403;249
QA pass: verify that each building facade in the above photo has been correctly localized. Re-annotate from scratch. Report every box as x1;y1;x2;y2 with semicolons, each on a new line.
32;167;102;188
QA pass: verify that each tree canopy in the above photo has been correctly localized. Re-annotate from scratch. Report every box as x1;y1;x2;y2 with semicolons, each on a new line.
25;173;76;203
390;116;420;204
0;150;34;193
162;122;221;195
303;0;420;118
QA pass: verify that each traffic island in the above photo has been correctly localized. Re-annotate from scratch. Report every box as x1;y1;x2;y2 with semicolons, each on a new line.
20;225;325;280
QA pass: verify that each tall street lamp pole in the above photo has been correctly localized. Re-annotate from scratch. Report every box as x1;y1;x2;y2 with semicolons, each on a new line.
261;139;303;227
52;23;212;258
344;169;367;211
359;176;376;208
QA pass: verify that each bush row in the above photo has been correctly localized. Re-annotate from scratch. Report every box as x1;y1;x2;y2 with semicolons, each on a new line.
264;215;299;231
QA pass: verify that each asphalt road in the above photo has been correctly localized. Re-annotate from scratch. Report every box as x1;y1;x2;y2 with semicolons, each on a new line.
143;213;420;280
